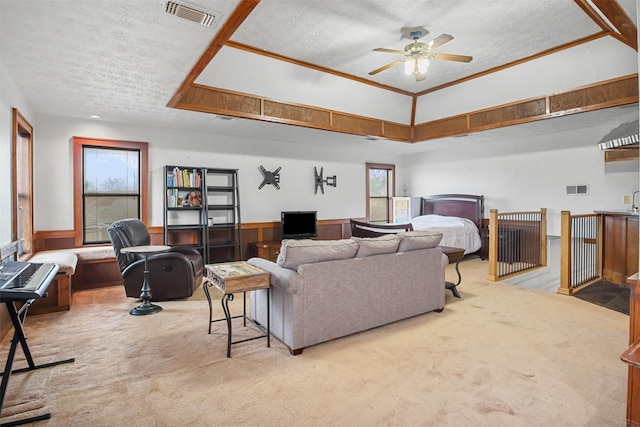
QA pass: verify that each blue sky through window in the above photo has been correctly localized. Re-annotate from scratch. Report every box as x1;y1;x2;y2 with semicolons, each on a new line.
84;147;139;192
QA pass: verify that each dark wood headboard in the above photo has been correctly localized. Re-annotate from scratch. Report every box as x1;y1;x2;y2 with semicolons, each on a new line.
420;194;485;230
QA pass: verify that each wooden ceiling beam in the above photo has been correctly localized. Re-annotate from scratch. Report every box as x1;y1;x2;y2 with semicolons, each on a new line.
166;0;261;108
575;0;637;50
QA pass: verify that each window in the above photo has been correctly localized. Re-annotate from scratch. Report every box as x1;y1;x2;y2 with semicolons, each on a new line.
12;109;34;260
73;137;148;246
366;163;395;224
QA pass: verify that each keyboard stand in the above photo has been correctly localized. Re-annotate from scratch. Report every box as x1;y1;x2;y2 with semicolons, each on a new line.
0;298;75;426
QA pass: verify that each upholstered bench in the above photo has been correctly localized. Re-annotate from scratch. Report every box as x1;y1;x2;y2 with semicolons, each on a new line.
27;249;79;314
27;246;118;314
71;246;120;291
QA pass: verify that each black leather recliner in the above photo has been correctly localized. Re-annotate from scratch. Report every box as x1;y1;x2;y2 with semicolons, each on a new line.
108;218;204;300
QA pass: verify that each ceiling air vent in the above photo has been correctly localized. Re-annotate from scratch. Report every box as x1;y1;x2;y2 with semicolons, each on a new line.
165;1;217;27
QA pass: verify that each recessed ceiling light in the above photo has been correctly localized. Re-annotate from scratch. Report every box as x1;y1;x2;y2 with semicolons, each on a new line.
90;115;102;119
216;115;237;121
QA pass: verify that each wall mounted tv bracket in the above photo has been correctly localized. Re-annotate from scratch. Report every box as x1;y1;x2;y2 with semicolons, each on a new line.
314;167;337;194
258;165;281;189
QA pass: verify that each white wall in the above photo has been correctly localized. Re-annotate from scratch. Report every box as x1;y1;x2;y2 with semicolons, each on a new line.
402;120;640;236
0;67;36;246
32;115;403;230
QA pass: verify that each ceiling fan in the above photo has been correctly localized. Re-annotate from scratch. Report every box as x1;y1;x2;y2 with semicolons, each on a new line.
369;30;472;82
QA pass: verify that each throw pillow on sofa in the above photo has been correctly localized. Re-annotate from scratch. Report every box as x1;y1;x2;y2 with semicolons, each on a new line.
351;234;400;257
277;239;359;270
397;231;443;252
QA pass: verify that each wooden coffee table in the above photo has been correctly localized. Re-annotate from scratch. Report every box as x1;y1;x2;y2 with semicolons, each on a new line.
204;261;270;358
440;246;465;298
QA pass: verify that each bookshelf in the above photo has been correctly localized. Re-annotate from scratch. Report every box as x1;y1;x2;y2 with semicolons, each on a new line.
164;166;206;258
205;168;242;263
163;166;242;264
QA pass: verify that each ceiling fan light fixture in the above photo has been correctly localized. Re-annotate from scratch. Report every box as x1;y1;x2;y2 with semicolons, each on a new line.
404;57;429;75
417;57;429;74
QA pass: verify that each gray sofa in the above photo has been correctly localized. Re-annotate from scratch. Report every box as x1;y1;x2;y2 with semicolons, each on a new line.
247;232;448;355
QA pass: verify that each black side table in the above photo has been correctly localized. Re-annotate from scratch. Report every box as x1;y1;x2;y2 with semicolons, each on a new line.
120;245;171;315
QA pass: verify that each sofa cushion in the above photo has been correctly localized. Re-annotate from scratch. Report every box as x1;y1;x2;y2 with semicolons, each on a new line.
351;234;400;257
277;239;359;270
398;231;443;252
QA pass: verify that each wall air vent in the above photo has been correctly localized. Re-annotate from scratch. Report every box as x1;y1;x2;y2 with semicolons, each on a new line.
566;185;589;196
165;1;217;27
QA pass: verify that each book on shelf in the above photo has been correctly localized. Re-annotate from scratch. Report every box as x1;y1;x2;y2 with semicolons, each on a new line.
167;167;201;188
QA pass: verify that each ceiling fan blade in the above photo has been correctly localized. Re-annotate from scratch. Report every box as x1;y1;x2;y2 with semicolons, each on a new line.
427;33;454;50
368;59;404;75
373;48;405;54
415;72;427;82
432;53;473;63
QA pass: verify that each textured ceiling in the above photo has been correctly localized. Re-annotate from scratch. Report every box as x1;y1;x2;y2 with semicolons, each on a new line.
230;0;602;92
0;0;638;153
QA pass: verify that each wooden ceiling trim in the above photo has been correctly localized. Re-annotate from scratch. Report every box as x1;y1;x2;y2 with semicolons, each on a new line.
590;0;638;50
332;113;382;137
178;85;261;115
226;40;414;97
175;74;637;144
548;74;639;113
417;32;609;96
469;99;547;130
175;84;411;142
166;0;261;108
413;74;638;142
413;115;468;140
263;100;331;127
383;122;412;141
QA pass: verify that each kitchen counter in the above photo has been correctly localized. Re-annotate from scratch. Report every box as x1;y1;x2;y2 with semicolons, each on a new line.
595;210;640;216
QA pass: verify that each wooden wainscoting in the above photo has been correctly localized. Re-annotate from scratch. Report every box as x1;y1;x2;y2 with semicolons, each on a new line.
243;219;352;258
34;218;355;274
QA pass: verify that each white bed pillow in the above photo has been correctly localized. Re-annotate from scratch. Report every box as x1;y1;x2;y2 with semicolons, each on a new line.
398;231;443;252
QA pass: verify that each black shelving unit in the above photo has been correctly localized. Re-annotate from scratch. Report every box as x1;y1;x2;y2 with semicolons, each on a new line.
204;168;242;263
163;166;206;259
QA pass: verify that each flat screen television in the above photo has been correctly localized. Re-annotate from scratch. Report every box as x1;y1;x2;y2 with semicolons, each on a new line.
281;211;317;239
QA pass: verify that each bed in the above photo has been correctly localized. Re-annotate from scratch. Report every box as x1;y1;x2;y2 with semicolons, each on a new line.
411;194;485;256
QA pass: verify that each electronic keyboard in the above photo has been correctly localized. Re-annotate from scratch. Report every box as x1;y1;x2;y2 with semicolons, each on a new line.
0;261;59;300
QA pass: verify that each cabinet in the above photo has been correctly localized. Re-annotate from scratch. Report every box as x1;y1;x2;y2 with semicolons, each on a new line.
204;168;242;263
164;166;206;257
164;166;242;264
253;241;281;262
600;213;639;286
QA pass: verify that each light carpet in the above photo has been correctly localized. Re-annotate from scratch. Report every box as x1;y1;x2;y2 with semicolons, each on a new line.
0;258;629;426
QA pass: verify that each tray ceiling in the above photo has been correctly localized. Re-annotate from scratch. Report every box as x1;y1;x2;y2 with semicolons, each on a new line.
0;0;638;152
